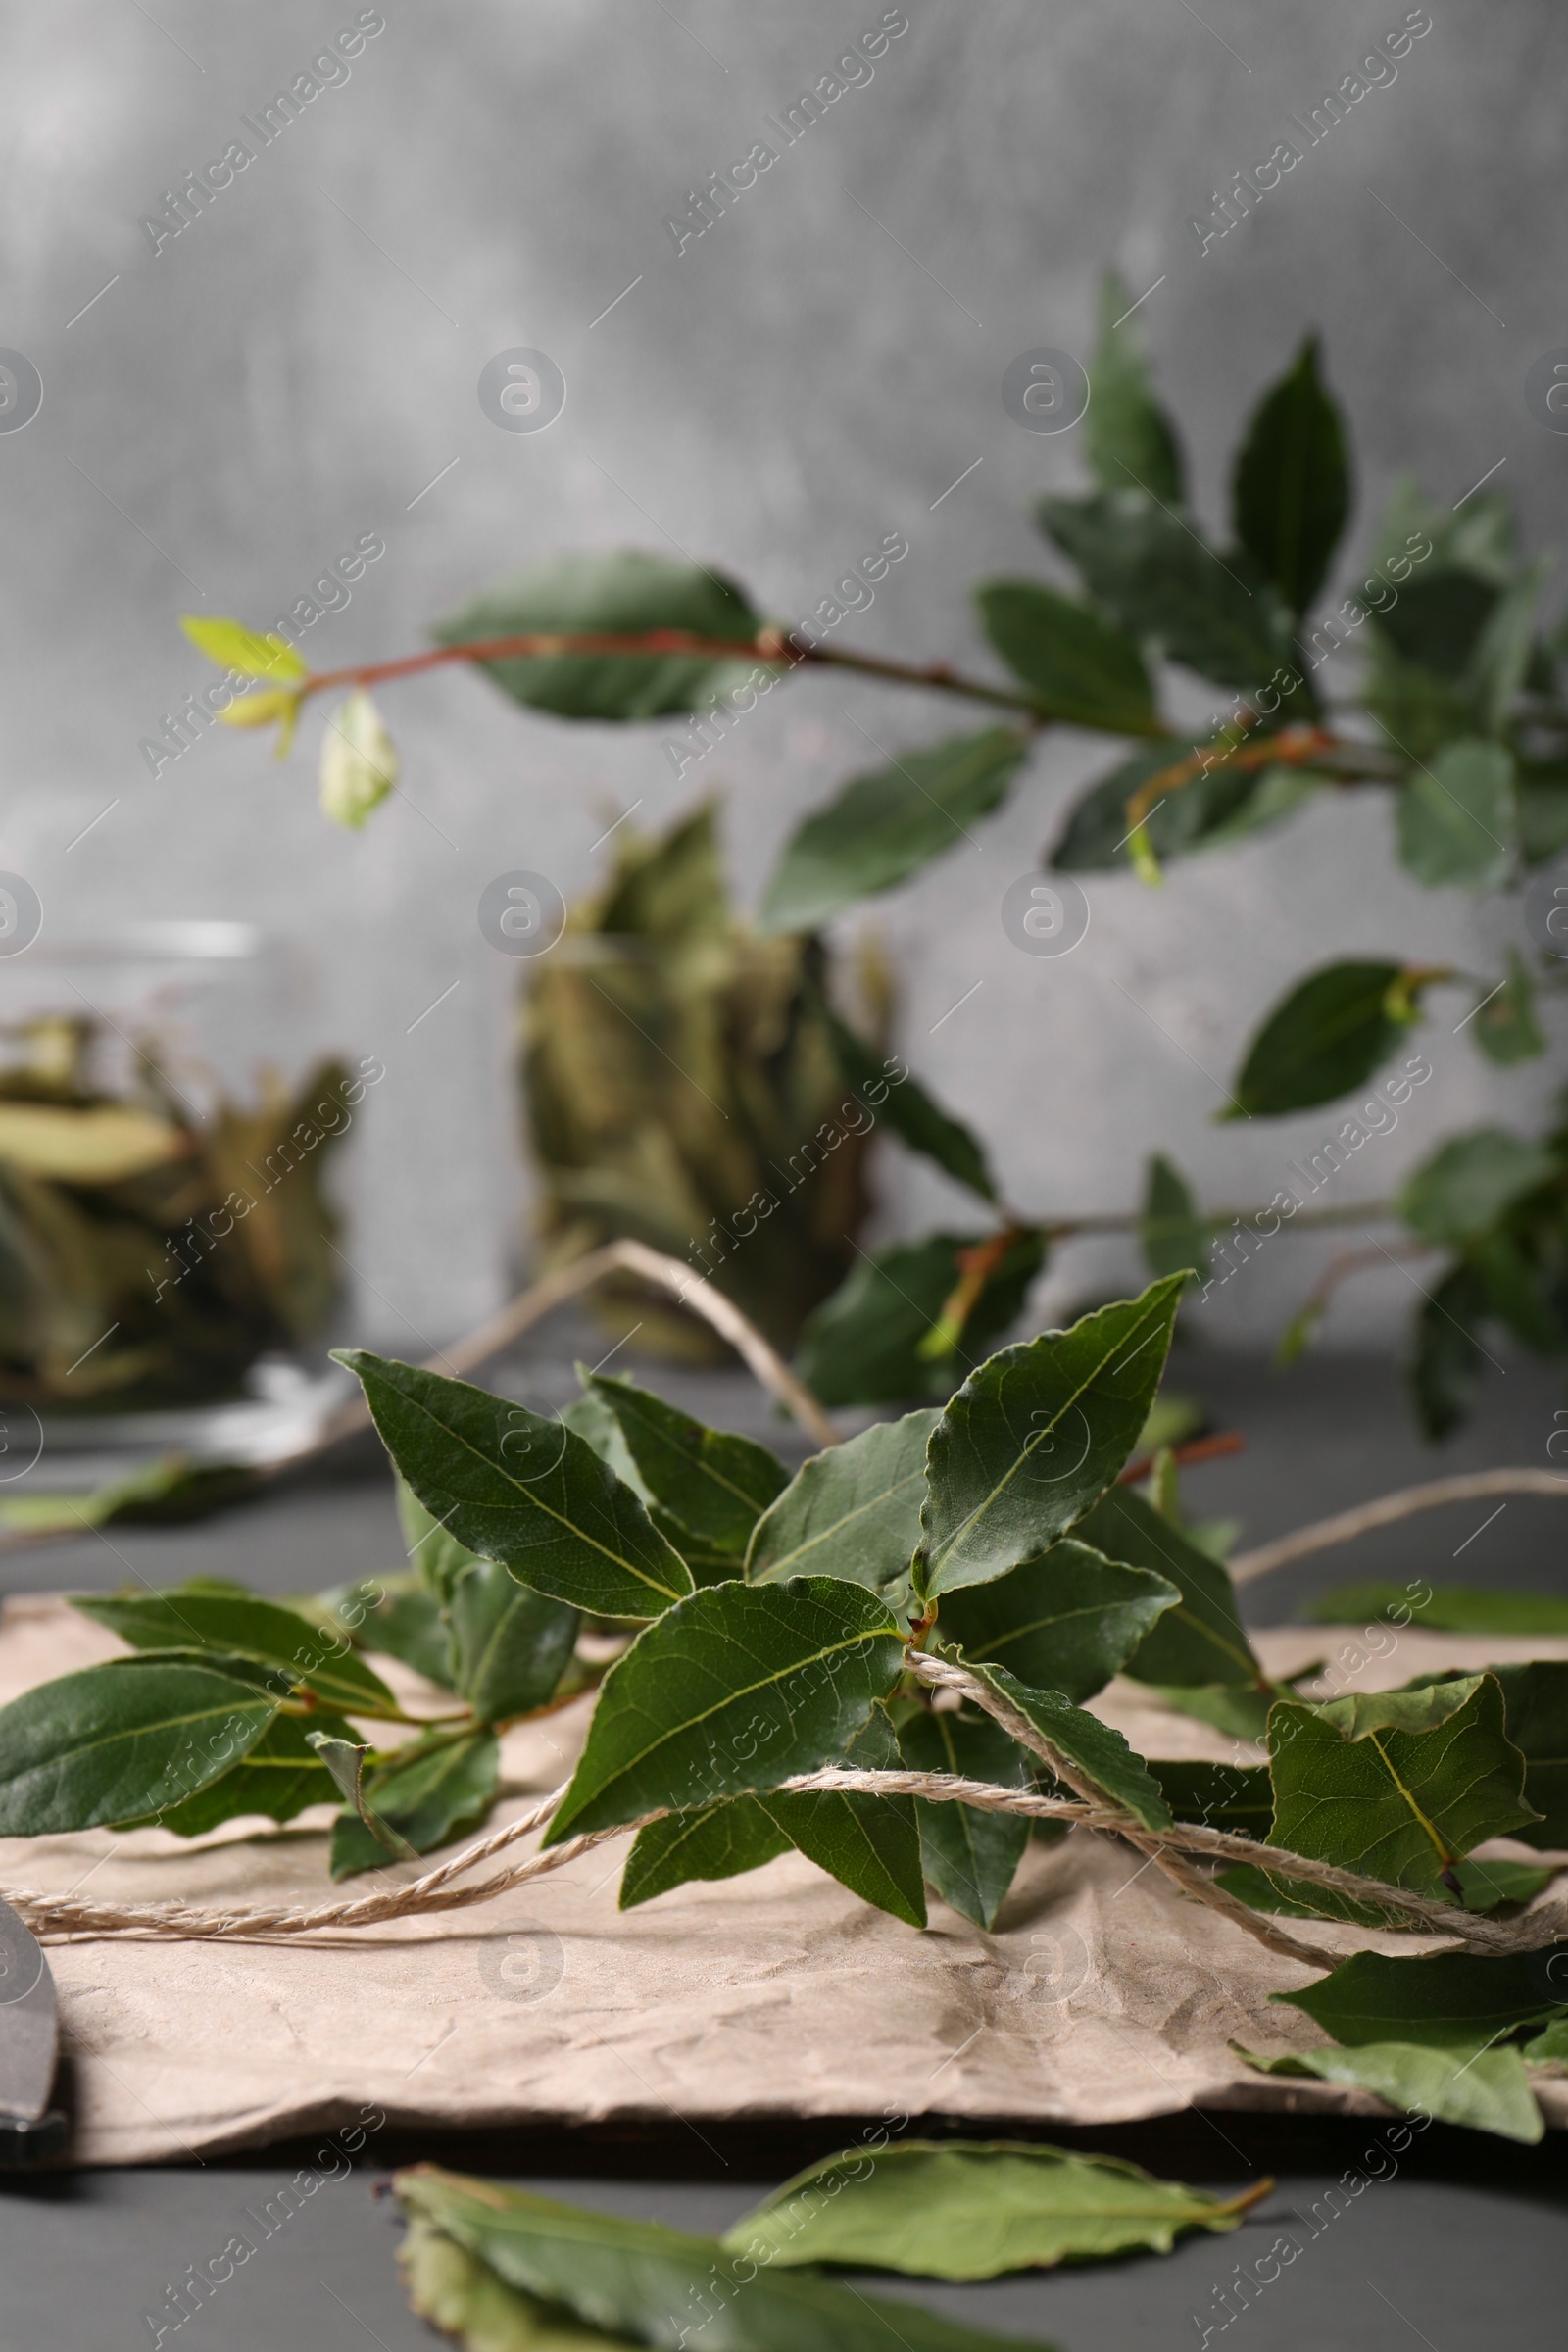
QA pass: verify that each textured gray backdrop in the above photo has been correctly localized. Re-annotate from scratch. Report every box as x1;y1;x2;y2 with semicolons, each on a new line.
1;0;1560;1352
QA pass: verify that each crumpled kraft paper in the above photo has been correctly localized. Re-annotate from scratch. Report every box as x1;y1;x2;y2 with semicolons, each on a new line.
2;1595;1564;2165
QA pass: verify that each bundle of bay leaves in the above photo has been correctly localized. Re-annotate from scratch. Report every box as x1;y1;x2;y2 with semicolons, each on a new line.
0;1013;351;1409
521;805;879;1353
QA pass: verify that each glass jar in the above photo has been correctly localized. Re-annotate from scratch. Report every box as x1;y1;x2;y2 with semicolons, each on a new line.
0;922;355;1483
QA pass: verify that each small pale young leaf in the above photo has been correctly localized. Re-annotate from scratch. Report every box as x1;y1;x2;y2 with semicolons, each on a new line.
745;1410;938;1603
329;1729;500;1879
973;581;1156;733
795;1233;1045;1410
214;686;301;735
545;1579;905;1845
916;1276;1187;1597
0;1657;277;1834
73;1585;399;1717
956;1654;1173;1830
394;2165;1035;2352
823;1008;996;1202
1078;1486;1261;1690
399;2214;633;2351
1086;270;1186;507
1397;1127;1555;1247
760;1705;926;1928
1396;740;1515;888
1265;1675;1538;1898
896;1706;1030;1929
319;690;398;829
1140;1153;1208;1282
619;1796;791;1910
447;1560;579;1724
180;615;306;681
1229;959;1417;1118
760;729;1030;933
938;1538;1179;1705
581;1371;787;1559
337;1351;693;1621
1234;2040;1543;2143
721;2139;1261;2278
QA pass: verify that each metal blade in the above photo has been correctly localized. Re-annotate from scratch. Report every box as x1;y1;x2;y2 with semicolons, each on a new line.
0;1897;57;2124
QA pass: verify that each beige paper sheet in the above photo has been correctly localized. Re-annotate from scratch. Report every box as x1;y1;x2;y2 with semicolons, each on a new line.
2;1596;1563;2165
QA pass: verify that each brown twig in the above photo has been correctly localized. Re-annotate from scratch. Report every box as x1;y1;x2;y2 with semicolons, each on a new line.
1229;1470;1568;1587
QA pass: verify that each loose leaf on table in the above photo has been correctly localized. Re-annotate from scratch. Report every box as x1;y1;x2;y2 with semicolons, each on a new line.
1227;959;1424;1117
1308;1582;1568;1637
915;1275;1187;1597
956;1655;1172;1831
581;1371;787;1560
545;1579;906;1844
1471;951;1544;1067
1230;336;1350;616
746;1410;938;1604
395;2166;1046;2352
148;1708;360;1837
722;2139;1263;2278
73;1586;399;1717
1085;269;1186;507
938;1539;1178;1704
447;1559;580;1724
973;581;1156;732
1264;1675;1537;1901
1071;1484;1261;1690
1038;489;1296;690
0;1657;277;1835
823;1007;996;1202
336;1351;693;1621
400;2215;634;2351
761;1705;926;1928
1235;2040;1544;2143
1397;1127;1555;1247
329;1729;501;1879
432;551;760;721
1396;740;1516;888
1140;1153;1209;1282
619;1796;791;1910
794;1232;1045;1409
896;1705;1031;1929
760;728;1031;933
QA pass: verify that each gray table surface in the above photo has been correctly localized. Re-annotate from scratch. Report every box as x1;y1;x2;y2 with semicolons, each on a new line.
2;1335;1566;2349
